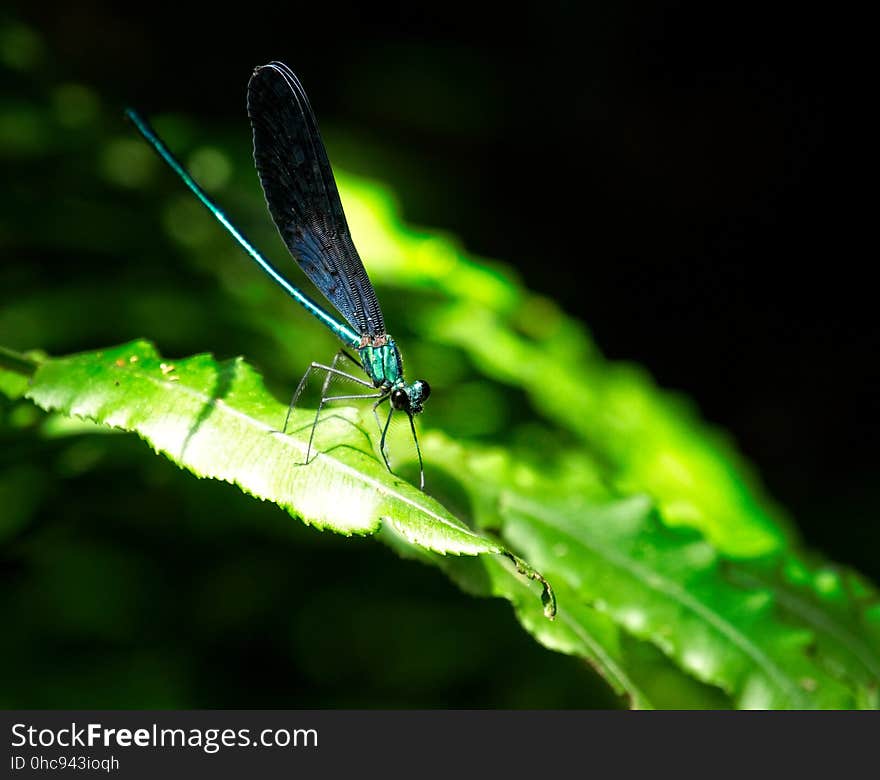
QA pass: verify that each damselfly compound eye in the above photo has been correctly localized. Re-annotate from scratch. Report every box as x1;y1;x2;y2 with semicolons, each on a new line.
391;388;410;411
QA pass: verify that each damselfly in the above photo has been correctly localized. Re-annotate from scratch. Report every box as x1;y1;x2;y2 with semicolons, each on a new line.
126;62;431;488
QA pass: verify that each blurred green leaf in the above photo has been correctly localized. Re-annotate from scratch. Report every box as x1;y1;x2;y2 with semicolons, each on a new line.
0;345;37;398
501;495;852;708
725;557;880;709
415;437;879;709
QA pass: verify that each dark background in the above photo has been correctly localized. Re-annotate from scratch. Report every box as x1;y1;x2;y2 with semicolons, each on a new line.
3;1;875;707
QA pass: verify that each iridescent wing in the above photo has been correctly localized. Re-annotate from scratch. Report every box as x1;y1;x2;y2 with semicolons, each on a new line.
247;62;385;338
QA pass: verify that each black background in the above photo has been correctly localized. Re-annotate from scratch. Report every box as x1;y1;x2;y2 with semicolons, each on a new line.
11;2;876;580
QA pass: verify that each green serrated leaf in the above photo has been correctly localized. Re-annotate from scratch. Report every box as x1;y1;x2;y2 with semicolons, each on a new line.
22;339;507;559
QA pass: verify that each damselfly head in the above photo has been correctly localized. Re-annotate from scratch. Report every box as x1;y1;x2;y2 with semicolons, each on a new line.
390;379;431;415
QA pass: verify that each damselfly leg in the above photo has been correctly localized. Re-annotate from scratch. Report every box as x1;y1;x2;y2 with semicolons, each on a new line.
285;349;380;463
374;398;393;473
284;348;425;488
371;398;424;490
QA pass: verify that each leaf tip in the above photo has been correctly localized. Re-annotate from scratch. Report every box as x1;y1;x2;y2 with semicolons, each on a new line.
503;552;557;619
541;584;558;620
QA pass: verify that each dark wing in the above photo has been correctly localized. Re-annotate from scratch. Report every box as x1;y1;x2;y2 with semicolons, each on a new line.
247;62;385;338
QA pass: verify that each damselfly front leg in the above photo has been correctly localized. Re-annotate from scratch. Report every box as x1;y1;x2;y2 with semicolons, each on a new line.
373;397;394;473
371;399;425;489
